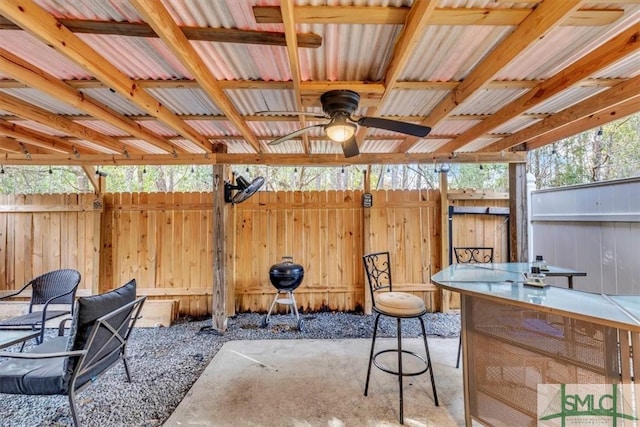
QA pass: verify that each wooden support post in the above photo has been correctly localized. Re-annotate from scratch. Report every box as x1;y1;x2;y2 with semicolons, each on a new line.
439;170;450;313
90;194;102;295
211;164;228;332
509;163;528;262
362;167;372;315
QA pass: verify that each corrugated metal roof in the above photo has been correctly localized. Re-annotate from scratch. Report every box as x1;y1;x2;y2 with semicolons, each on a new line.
0;88;85;115
399;26;513;81
0;0;637;164
82;88;147;116
526;87;609;115
452;88;530;115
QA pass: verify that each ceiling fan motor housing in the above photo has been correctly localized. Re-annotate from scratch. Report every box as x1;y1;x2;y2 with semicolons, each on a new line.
320;90;360;116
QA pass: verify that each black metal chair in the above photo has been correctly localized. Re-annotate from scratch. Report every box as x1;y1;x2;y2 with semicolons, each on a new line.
453;247;494;368
0;279;146;427
363;251;438;424
0;269;81;344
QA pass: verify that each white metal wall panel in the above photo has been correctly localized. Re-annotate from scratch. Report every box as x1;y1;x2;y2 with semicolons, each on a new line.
531;178;640;294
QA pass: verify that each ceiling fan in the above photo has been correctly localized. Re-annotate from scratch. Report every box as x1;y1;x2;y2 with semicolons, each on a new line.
257;90;432;158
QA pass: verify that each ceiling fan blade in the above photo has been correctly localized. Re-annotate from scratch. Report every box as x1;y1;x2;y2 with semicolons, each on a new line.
342;136;360;158
256;111;327;119
357;117;431;137
267;124;324;145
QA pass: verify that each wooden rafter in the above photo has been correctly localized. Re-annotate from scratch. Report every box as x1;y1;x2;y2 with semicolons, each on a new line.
438;22;640;154
0;0;213;153
280;0;310;154
0;46;180;154
0;151;526;166
0;118;97;154
0;92;133;154
131;0;262;153
252;6;623;27
395;0;584;154
483;72;640;152
354;0;438;144
0;16;322;48
524;96;640;151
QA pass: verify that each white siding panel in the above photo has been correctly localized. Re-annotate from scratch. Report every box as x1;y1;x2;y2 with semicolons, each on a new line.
531;178;640;294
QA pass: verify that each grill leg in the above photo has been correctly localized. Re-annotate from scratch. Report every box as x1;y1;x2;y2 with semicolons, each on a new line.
262;292;280;327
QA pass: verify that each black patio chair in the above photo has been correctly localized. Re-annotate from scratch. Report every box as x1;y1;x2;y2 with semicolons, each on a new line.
363;251;438;424
0;269;81;344
0;279;146;427
453;247;494;368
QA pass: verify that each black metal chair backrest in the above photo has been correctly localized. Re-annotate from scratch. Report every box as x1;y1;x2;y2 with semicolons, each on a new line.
29;269;81;313
65;279;141;389
363;251;392;305
453;247;494;264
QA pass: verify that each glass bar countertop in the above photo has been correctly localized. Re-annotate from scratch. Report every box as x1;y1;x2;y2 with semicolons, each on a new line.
432;263;640;330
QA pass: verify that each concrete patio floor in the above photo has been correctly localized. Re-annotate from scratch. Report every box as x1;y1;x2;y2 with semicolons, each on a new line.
165;337;464;426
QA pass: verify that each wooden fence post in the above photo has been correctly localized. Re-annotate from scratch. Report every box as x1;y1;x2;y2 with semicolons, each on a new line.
211;164;227;332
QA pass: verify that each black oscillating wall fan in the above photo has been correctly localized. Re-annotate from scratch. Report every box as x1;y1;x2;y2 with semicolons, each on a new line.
224;174;265;204
257;90;431;158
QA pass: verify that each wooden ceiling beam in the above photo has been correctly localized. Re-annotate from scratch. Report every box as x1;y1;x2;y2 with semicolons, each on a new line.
280;0;310;154
0;46;180;154
0;77;621;91
0;16;322;48
0;118;96;154
395;0;583;154
131;0;262;153
0;151;526;166
354;0;438;145
482;73;640;153
439;22;640;153
523;96;640;151
253;6;623;27
0;0;213;153
0;92;136;154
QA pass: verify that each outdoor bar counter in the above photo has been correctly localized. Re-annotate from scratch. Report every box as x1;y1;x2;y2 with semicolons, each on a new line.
432;263;640;426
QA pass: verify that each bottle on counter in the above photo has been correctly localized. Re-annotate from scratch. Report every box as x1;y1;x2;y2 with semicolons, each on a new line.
535;255;548;271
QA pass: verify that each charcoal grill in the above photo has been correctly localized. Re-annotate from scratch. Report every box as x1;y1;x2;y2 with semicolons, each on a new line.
261;256;305;331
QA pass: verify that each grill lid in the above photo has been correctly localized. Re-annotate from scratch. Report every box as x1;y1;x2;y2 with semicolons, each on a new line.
269;256;304;290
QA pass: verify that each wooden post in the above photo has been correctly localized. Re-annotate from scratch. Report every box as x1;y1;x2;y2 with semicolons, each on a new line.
509;163;528;262
439;169;450;312
90;194;103;295
362;167;372;314
211;164;228;332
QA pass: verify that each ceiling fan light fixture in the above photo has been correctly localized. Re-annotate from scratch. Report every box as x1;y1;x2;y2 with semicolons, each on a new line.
325;118;356;142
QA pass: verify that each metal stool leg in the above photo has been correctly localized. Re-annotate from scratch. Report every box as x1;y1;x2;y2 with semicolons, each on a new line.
420;317;439;406
397;317;404;424
456;334;462;368
364;314;381;396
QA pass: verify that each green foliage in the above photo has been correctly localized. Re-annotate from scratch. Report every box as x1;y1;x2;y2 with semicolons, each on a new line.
530;113;640;189
0;114;638;194
0;166;92;194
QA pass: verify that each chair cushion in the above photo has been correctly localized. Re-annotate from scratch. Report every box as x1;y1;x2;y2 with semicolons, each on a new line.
0;336;69;395
375;291;425;316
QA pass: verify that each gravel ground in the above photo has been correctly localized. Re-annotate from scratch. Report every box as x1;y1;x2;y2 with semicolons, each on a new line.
0;311;460;427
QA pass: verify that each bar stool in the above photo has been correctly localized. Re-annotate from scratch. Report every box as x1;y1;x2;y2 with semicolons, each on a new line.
453;246;494;368
362;251;438;424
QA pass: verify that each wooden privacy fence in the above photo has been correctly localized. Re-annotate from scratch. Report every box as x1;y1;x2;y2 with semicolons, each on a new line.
0;193;101;296
0;189;509;317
